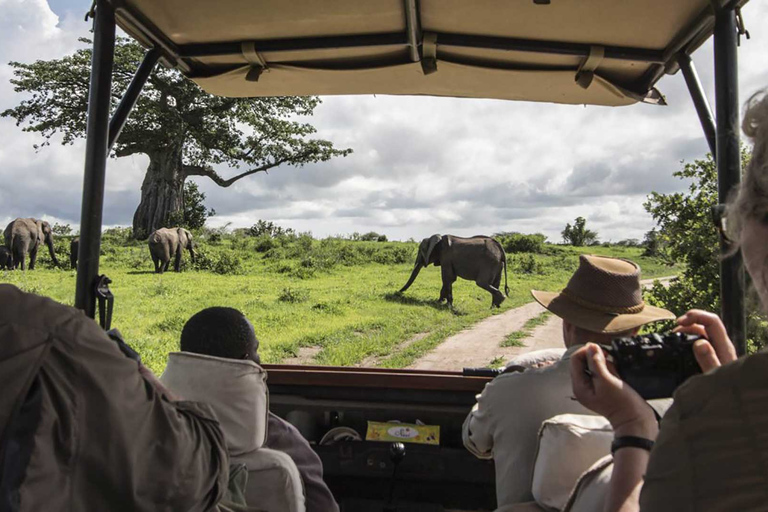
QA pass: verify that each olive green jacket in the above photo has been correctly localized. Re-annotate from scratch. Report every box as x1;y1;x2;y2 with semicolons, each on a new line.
0;284;229;511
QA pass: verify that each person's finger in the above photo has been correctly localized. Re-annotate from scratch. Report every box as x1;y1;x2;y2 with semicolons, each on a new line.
672;323;708;338
570;346;594;398
693;339;721;373
677;310;737;365
585;343;615;382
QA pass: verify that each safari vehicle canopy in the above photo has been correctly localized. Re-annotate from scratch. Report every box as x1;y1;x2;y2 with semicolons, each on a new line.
74;0;750;509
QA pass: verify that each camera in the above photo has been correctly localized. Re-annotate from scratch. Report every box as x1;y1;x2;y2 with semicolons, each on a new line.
605;332;702;399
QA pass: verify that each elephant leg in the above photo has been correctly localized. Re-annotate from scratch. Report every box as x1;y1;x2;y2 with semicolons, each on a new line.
477;280;505;308
161;260;170;273
441;266;456;306
173;249;182;272
29;245;38;270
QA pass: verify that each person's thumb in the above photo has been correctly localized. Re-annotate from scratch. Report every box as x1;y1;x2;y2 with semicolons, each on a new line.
693;339;721;373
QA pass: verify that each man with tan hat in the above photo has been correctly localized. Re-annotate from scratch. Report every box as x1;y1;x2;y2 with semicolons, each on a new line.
462;255;674;507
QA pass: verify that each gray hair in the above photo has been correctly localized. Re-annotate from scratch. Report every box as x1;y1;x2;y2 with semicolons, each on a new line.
731;90;768;239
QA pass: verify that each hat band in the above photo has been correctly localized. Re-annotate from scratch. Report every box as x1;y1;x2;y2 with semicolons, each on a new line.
560;288;645;315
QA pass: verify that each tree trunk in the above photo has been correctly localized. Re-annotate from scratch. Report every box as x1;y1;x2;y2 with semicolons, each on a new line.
132;147;185;239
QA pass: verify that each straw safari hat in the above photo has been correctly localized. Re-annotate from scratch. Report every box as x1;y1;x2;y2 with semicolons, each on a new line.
531;255;675;334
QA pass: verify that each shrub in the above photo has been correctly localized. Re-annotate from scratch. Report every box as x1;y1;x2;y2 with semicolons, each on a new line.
278;287;309;303
510;253;545;274
495;232;547;254
211;251;244;275
254;234;276;252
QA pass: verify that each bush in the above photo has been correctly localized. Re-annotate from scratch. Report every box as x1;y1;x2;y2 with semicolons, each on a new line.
254;234;276;252
191;248;244;275
247;220;295;238
510;253;545;274
495;232;547;254
278;287;309;303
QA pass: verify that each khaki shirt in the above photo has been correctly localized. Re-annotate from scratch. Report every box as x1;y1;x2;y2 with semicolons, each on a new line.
463;345;596;506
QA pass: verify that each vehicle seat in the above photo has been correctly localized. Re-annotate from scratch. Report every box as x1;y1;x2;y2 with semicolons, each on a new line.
530;414;613;511
161;352;306;512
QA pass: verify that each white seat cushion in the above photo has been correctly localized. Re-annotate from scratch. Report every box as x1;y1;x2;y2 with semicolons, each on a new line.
235;448;306;512
563;455;613;512
531;414;612;510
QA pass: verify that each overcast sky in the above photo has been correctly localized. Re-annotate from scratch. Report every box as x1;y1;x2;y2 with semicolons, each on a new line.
1;0;767;243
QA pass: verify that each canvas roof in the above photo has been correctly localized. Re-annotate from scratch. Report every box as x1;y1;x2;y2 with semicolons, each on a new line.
111;0;748;107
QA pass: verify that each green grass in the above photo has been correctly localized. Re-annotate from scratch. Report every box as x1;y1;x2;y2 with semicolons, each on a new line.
501;312;552;347
0;238;682;374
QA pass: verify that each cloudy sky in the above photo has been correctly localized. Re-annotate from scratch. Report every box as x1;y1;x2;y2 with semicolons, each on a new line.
2;0;767;243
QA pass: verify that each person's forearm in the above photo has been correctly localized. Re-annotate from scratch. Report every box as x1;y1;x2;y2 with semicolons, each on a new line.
604;419;658;512
604;448;651;512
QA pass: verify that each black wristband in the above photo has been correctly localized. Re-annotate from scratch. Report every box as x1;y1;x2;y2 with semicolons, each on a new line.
611;436;655;455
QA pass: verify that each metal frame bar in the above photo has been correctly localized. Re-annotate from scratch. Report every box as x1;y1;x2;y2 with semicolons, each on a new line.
108;48;160;150
176;31;665;63
713;6;746;355
75;0;116;315
404;0;422;62
678;53;717;156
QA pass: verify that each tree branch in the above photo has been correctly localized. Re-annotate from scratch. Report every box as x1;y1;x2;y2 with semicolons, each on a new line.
114;142;149;157
183;155;305;187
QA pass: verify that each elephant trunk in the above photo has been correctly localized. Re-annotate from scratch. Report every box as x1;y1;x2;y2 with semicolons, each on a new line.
399;260;424;293
46;237;60;267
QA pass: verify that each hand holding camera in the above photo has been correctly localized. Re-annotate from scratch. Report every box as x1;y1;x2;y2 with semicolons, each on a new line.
570;309;738;435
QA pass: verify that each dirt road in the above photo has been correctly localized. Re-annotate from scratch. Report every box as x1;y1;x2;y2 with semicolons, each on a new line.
408;276;676;371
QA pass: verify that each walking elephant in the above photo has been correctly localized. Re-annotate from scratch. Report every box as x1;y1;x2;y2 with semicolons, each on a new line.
3;218;61;270
148;227;195;273
70;237;79;270
398;234;509;307
0;246;11;270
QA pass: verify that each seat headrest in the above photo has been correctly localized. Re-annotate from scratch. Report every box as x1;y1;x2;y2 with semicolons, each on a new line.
531;414;612;510
161;352;269;454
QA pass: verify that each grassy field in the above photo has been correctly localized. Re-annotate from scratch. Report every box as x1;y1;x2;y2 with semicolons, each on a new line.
0;232;681;374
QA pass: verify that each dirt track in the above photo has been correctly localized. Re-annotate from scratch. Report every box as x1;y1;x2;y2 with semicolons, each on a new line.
407;276;676;371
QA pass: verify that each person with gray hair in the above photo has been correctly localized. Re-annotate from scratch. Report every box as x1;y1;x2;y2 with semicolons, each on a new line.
571;89;768;512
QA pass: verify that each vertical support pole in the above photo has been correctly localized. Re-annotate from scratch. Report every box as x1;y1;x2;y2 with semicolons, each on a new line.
677;53;717;157
714;7;746;355
108;48;160;151
75;0;115;317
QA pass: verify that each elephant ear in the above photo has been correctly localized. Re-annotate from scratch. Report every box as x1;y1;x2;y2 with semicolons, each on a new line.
423;234;442;266
34;220;45;242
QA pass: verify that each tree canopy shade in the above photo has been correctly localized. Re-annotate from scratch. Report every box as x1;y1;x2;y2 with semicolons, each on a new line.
1;37;351;238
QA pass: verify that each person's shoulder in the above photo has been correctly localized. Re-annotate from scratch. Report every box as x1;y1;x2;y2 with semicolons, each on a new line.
0;284;83;334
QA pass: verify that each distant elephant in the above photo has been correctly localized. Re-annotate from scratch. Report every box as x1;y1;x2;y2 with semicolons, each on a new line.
399;234;509;307
3;218;60;270
148;227;195;273
0;246;11;270
70;237;79;270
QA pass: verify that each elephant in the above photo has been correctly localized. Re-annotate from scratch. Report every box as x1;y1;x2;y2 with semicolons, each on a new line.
70;237;79;270
3;218;60;270
0;246;11;270
148;227;195;273
399;234;510;308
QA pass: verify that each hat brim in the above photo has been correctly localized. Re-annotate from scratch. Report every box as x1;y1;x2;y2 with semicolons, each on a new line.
531;290;676;334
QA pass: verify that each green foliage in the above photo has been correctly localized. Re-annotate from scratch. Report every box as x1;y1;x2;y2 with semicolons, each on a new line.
644;150;767;351
247;220;296;238
278;287;310;303
642;228;662;257
350;231;389;242
509;253;545;275
51;223;73;236
495;232;547;253
167;181;215;230
561;216;599;246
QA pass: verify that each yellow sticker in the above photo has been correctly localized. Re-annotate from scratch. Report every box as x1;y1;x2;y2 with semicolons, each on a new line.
365;421;440;445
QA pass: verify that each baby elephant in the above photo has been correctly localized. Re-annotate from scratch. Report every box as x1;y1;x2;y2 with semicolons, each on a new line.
0;247;12;270
148;227;195;273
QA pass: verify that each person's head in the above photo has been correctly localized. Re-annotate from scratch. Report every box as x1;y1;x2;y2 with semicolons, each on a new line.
729;90;768;310
532;255;675;348
180;307;260;364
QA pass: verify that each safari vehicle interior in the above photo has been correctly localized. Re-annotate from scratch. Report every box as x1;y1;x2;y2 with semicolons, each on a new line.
74;1;749;510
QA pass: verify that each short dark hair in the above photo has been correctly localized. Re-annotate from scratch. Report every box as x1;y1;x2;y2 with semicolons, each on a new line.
180;307;258;360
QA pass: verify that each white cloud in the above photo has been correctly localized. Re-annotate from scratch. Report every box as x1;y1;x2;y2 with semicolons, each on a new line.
2;0;768;245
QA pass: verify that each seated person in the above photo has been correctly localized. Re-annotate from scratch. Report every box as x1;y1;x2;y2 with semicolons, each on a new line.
0;284;228;511
462;255;675;507
570;89;768;512
162;307;340;512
